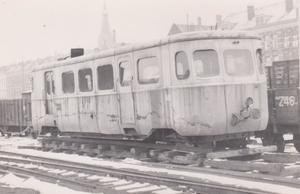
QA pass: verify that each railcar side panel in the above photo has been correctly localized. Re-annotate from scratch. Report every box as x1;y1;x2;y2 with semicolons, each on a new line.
94;57;121;134
76;60;99;133
135;89;168;134
55;64;81;133
95;94;121;134
134;46;166;134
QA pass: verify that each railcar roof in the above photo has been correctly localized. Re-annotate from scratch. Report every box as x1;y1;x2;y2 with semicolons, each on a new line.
33;30;260;72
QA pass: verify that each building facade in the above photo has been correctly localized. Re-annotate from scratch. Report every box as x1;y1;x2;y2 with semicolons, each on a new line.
219;0;299;66
168;16;221;36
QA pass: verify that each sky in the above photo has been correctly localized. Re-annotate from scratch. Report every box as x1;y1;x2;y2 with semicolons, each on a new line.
0;0;287;66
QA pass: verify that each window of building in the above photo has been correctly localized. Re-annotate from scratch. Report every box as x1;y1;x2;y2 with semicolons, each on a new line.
224;49;254;76
293;35;299;47
62;71;75;94
97;65;114;90
256;15;265;26
119;61;132;87
256;49;264;75
264;35;272;51
79;68;93;92
273;34;278;49
285;36;292;48
137;57;159;84
175;52;189;80
193;50;220;78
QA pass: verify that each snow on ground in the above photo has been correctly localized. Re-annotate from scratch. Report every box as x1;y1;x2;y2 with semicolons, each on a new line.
0;173;102;194
0;136;299;194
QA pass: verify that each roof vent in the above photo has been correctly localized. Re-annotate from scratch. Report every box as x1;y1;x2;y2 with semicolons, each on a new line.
71;48;84;58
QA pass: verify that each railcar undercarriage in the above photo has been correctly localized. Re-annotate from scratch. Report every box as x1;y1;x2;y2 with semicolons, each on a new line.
39;126;253;150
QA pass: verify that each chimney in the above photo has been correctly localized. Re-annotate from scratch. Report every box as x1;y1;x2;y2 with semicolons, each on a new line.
247;5;255;21
216;15;222;29
197;17;202;26
285;0;293;12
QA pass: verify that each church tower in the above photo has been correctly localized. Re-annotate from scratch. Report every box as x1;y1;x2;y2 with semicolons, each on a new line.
98;1;115;50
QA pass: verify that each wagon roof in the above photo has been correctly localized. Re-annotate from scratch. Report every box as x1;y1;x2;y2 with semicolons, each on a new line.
33;30;260;71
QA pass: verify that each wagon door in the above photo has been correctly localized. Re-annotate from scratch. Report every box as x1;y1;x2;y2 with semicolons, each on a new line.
117;58;135;124
22;92;32;127
44;71;55;115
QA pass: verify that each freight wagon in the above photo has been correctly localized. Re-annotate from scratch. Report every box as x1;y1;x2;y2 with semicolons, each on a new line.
0;65;36;138
260;59;300;152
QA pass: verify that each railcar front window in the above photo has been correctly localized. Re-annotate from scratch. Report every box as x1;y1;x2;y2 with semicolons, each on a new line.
138;57;159;84
256;49;265;75
119;61;132;87
62;71;75;94
224;49;254;76
193;50;220;78
97;64;114;90
79;68;93;92
175;52;189;80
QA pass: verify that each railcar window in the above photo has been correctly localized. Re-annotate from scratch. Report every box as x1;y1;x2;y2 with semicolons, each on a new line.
62;71;75;94
224;49;254;76
78;68;93;92
256;49;265;75
119;61;132;87
52;75;55;94
175;52;190;80
137;57;159;84
97;65;114;90
46;75;51;95
193;50;220;78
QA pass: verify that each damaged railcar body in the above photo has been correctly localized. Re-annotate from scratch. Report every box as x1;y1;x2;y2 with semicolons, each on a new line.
31;31;268;144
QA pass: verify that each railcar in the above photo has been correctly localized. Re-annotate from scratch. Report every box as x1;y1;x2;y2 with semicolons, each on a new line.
31;31;268;147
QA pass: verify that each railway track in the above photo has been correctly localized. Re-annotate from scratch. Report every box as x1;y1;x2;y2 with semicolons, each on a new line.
1;143;300;194
0;150;278;194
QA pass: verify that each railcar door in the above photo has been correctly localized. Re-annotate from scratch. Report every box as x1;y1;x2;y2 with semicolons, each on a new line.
117;58;135;124
44;71;55;115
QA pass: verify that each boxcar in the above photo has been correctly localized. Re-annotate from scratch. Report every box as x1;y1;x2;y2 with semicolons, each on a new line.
262;59;300;152
31;31;268;147
0;70;35;137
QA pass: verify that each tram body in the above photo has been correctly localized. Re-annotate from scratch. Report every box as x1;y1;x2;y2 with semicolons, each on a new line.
31;31;268;143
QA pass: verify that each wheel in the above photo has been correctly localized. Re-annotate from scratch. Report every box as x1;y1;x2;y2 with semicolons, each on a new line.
274;135;285;153
0;131;4;137
261;133;285;152
31;132;38;139
261;132;275;146
293;134;300;153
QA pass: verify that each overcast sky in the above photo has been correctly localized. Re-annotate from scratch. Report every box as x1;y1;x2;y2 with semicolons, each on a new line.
0;0;286;66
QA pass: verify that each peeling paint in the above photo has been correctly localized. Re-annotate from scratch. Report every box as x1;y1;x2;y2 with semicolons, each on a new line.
107;114;118;119
136;111;161;120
